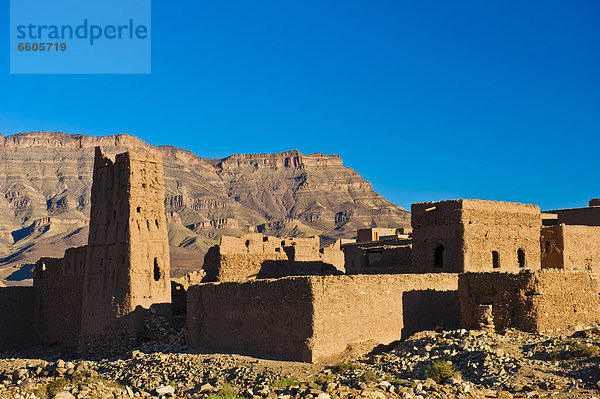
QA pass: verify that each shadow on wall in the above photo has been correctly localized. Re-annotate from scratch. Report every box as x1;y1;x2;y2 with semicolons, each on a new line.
171;281;187;315
401;290;461;339
0;287;36;352
256;260;343;279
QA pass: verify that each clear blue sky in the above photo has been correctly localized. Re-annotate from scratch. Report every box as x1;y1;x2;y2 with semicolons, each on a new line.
1;1;599;211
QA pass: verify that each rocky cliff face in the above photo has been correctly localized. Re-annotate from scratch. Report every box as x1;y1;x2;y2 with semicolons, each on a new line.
0;132;409;274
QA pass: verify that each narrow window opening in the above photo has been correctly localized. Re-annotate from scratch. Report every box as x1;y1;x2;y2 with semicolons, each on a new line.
136;206;141;213
517;249;526;268
492;251;500;268
245;240;250;248
434;245;444;268
155;219;159;228
153;258;160;281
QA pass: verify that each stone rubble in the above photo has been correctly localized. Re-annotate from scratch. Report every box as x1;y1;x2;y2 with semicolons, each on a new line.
1;326;600;398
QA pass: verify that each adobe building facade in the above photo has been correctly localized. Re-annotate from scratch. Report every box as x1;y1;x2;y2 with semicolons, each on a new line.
411;199;542;273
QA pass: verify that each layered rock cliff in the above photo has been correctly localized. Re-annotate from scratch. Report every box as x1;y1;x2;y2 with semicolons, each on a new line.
0;132;409;273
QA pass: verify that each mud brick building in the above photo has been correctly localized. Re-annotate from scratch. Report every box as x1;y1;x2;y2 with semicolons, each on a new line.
411;199;542;273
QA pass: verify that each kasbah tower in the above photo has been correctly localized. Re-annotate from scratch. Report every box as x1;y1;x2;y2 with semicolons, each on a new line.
81;147;171;345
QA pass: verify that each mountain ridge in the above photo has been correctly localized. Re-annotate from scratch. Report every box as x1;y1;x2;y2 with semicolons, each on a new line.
0;131;410;277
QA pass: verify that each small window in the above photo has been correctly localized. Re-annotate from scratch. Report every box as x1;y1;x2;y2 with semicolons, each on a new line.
517;249;526;268
275;247;281;252
263;236;268;242
434;245;444;268
492;251;500;268
245;240;250;248
153;258;160;281
136;206;141;213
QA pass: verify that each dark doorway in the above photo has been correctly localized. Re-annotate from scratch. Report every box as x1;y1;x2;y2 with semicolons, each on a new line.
492;251;500;268
517;249;525;268
434;245;445;268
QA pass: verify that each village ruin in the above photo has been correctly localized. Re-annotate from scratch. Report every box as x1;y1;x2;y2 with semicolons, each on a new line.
1;147;599;364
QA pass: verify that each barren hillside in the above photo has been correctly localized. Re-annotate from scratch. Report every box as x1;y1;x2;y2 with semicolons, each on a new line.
0;132;409;278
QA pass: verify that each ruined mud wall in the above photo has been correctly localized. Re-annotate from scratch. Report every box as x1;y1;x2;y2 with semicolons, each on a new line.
187;273;460;363
0;286;35;351
33;247;86;348
187;278;314;361
459;270;600;333
309;274;460;362
412;199;541;273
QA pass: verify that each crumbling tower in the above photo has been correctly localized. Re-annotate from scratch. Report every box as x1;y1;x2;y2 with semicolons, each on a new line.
80;147;171;351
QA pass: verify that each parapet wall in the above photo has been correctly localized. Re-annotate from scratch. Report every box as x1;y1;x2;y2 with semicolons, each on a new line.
187;273;459;363
0;286;35;352
459;270;600;333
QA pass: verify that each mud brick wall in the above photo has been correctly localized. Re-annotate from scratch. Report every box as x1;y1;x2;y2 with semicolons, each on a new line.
0;286;35;352
459;270;600;333
541;225;600;292
187;273;460;363
33;247;86;348
188;278;314;361
412;199;541;273
308;274;460;362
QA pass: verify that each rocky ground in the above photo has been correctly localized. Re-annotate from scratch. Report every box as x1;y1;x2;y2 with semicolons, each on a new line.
1;321;600;399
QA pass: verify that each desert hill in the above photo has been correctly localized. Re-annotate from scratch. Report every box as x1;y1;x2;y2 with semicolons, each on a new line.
0;131;409;279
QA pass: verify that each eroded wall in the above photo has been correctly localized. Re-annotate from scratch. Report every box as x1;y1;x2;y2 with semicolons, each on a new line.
459;270;600;333
187;278;314;361
34;246;86;348
308;274;460;362
187;273;459;363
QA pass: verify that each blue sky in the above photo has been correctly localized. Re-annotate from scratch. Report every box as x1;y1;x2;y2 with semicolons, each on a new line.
1;1;599;211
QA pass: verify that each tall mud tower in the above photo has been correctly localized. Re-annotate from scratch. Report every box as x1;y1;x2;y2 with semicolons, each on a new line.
81;147;171;350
